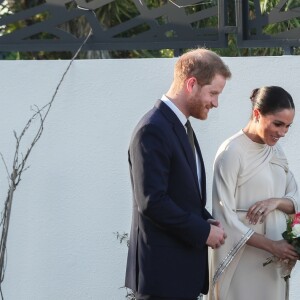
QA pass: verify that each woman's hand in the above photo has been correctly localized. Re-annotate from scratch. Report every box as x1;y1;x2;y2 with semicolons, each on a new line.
271;239;299;261
246;198;278;225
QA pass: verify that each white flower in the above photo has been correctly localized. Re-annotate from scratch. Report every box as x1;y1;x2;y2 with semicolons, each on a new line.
292;224;300;237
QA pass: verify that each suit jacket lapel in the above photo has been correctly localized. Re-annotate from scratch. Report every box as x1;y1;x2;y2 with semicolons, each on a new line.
173;123;198;178
194;135;206;204
155;100;200;195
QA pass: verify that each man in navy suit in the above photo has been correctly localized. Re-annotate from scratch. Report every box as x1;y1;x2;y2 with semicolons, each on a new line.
125;48;231;300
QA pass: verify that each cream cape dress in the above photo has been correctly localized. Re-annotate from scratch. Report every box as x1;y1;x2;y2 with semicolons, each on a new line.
206;130;300;300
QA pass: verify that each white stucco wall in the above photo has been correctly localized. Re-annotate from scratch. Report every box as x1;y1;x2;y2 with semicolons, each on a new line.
0;56;300;299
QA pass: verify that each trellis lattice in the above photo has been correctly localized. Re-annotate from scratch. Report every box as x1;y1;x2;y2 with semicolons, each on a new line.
0;0;300;53
236;0;300;53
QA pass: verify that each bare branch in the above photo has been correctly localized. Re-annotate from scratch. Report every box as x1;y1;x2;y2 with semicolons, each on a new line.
0;154;10;186
168;0;214;8
0;12;94;299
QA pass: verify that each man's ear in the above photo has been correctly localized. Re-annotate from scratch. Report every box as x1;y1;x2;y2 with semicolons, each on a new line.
186;77;197;93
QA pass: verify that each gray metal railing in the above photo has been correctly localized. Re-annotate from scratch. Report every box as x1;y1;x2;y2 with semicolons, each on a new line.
0;0;299;54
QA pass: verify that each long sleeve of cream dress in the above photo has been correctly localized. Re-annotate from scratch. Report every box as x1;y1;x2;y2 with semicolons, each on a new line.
206;130;300;300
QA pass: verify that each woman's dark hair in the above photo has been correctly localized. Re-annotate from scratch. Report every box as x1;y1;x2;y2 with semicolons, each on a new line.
250;86;295;118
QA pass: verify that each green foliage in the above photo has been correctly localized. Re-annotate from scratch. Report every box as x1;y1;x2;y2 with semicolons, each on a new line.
282;214;300;256
0;0;73;59
1;0;300;59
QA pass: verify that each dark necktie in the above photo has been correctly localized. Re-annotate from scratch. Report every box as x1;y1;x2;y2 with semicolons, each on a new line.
185;120;195;158
186;120;202;196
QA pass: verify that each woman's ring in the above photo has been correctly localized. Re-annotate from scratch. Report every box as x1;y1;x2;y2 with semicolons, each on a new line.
258;209;263;214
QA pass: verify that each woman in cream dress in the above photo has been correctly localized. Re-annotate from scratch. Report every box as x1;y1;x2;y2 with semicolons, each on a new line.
207;86;300;300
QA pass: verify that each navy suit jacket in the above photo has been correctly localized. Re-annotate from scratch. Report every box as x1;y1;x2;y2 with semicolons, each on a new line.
125;100;212;298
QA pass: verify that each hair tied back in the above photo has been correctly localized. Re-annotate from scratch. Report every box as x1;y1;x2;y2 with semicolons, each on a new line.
250;88;259;102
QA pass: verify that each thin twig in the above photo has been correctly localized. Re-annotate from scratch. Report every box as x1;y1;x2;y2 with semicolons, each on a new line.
0;5;95;298
169;0;213;8
0;154;10;187
138;0;214;8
